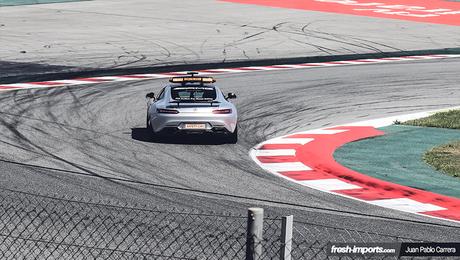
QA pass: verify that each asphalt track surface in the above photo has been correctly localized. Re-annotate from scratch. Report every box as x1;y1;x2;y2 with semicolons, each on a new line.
1;58;460;242
2;0;460;79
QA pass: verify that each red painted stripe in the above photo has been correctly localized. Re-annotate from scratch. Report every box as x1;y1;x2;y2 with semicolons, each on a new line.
259;144;303;150
322;61;352;65
378;57;407;61
424;210;460;222
232;67;265;71
221;0;460;26
350;60;379;63
297;63;325;67
281;170;334;180
336;188;415;201
28;81;64;86
0;86;23;89
73;78;109;82
256;156;299;163
265;65;293;69
197;69;227;73
117;75;152;79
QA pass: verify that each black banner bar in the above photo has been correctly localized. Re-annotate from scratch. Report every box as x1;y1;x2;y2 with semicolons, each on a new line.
327;242;460;257
399;243;460;257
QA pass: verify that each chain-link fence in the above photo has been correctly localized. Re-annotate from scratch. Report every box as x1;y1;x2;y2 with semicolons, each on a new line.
0;187;421;259
289;220;420;259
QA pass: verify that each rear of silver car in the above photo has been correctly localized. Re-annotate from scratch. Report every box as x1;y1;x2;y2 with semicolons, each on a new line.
146;80;238;143
151;104;237;134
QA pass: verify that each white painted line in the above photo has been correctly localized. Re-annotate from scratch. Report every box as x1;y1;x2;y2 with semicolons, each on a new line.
344;116;421;128
441;54;460;58
239;66;279;71
158;71;191;75
259;162;311;172
20;84;54;88
328;61;366;64
408;56;442;60
379;57;407;60
343;106;460;128
294;129;348;135
253;149;296;157
298;179;361;191
4;83;46;88
200;68;248;73
130;74;170;78
52;80;98;85
369;198;446;213
303;62;340;67
354;59;393;63
191;71;219;75
95;76;139;81
272;64;308;69
261;138;314;146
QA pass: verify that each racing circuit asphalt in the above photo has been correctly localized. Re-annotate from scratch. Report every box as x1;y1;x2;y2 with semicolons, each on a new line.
1;58;460;241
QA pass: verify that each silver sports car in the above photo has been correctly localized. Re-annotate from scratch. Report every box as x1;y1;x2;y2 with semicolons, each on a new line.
145;72;238;143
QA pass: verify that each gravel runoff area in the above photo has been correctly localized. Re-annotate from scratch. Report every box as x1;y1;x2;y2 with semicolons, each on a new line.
1;0;460;79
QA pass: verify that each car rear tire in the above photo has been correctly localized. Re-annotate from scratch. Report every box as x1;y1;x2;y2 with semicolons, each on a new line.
146;115;151;130
227;125;238;144
146;116;159;141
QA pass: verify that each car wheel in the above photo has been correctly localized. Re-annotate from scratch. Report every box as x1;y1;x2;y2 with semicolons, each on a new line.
227;125;238;144
146;116;160;140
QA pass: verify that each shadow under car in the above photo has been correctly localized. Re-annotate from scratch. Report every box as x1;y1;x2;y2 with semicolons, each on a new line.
131;128;232;145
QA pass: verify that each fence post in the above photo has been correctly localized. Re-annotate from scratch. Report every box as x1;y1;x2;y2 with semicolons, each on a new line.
280;215;293;260
246;208;264;260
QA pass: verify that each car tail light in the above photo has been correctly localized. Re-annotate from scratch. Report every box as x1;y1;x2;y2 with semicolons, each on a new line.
212;108;232;114
157;108;179;114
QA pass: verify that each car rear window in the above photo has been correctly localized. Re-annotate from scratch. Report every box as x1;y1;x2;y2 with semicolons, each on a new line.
171;86;217;101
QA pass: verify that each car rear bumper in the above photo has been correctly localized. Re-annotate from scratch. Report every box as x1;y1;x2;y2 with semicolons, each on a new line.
150;114;237;134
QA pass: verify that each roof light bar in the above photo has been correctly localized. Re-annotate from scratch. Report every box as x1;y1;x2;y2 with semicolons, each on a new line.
169;73;216;83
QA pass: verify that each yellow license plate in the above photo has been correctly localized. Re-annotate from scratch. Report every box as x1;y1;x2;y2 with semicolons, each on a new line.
184;123;206;129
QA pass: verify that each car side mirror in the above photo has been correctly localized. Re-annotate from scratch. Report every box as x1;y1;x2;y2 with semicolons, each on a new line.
227;92;237;99
146;92;155;99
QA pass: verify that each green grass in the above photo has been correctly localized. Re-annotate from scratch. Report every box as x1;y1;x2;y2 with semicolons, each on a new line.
403;109;460;129
403;109;460;178
424;141;460;178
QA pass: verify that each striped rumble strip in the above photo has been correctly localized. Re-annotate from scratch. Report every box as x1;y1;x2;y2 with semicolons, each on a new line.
1;54;459;92
250;108;460;223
